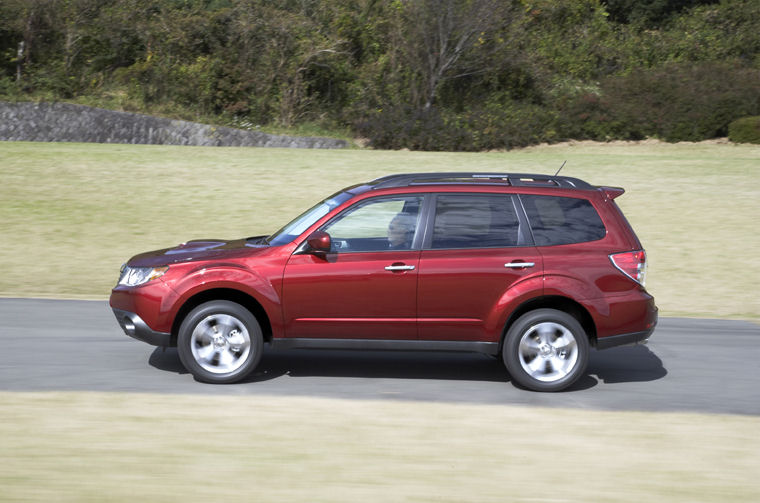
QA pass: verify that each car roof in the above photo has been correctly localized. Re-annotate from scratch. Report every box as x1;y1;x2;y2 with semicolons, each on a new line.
365;172;595;190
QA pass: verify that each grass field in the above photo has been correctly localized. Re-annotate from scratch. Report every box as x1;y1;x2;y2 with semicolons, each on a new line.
1;140;759;501
1;140;758;318
2;392;759;503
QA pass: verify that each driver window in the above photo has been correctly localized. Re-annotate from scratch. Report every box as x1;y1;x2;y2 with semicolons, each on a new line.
321;196;423;252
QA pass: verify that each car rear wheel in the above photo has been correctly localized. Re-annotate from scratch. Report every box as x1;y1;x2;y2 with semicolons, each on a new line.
177;300;263;384
503;309;589;392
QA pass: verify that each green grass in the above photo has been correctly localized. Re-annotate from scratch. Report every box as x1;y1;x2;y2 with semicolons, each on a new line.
1;392;759;502
2;141;759;502
1;140;758;318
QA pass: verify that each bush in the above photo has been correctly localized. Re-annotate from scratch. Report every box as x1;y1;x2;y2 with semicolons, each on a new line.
557;62;760;143
459;102;558;150
355;106;472;151
0;76;20;98
728;116;760;144
554;91;644;141
356;101;558;152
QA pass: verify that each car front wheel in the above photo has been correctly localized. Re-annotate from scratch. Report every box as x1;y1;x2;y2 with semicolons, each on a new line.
502;309;589;392
177;300;263;384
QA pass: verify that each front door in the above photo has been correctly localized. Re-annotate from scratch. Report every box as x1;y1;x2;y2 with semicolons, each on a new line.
282;195;424;340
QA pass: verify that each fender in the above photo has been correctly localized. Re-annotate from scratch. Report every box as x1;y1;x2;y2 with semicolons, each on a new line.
544;272;602;297
165;262;283;335
483;274;545;342
544;273;612;317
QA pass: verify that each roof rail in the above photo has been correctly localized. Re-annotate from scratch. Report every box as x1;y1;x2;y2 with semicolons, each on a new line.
368;172;594;190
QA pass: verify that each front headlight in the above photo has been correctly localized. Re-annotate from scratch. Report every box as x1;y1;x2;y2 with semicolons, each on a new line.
117;265;169;287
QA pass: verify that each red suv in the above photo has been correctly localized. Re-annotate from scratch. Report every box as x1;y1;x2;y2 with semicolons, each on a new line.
110;173;657;391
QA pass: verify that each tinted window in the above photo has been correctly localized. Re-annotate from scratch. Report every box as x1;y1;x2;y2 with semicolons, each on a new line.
520;195;606;246
321;195;422;252
431;194;520;249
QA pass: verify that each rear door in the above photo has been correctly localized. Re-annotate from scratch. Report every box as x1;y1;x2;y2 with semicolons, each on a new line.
417;193;543;342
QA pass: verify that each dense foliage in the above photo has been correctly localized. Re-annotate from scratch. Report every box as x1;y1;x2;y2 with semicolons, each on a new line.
728;116;760;144
1;0;759;150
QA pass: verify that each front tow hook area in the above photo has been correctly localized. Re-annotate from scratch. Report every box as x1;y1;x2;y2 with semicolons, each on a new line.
112;308;172;347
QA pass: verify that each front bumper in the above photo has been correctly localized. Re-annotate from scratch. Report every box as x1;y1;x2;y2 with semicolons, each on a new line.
112;308;172;347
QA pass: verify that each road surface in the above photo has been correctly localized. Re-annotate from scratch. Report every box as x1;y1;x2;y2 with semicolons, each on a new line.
1;298;757;414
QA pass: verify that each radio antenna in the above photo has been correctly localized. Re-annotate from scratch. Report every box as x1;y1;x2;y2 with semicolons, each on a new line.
554;160;567;176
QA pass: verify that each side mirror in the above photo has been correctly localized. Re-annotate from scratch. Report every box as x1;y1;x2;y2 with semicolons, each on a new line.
305;230;331;255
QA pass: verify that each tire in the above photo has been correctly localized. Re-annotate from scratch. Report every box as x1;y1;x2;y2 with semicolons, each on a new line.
502;309;589;392
177;300;263;384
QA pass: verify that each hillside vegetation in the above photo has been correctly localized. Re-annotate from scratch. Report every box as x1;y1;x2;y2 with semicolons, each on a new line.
2;0;760;150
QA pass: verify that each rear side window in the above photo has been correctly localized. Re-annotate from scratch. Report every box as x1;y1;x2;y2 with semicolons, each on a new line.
431;194;520;249
520;195;606;246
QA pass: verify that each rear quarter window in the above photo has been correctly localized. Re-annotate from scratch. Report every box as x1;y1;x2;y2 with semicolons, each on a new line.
520;194;606;246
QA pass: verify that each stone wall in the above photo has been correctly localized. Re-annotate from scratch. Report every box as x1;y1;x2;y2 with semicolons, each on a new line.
0;102;347;148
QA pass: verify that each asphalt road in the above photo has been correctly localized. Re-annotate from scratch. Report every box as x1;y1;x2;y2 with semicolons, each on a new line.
1;298;758;415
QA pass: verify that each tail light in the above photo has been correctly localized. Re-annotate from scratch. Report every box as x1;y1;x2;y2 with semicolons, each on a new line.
610;250;647;286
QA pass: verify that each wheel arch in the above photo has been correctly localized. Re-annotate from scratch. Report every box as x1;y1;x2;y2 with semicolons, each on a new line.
500;296;597;351
170;288;274;345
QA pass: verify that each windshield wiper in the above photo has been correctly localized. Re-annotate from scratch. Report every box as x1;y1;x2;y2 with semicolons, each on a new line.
245;235;269;245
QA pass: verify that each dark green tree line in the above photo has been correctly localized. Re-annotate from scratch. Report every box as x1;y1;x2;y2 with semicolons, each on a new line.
1;0;758;149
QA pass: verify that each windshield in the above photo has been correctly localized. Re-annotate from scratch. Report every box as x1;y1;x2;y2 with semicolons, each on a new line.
266;190;354;246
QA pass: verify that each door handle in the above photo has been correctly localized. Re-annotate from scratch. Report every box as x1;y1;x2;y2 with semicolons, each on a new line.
504;262;535;269
385;264;416;271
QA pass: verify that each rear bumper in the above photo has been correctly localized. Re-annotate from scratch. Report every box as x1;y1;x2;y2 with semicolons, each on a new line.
112;308;172;347
596;306;657;350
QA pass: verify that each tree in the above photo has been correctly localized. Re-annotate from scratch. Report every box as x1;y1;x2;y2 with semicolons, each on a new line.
391;0;517;111
1;0;58;84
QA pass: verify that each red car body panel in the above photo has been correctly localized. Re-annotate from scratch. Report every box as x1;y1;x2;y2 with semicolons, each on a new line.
110;175;657;355
282;250;420;339
417;247;544;342
110;280;180;333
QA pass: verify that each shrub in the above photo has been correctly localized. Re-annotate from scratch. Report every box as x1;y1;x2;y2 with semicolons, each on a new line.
552;61;760;144
583;62;760;142
355;106;472;151
356;102;557;152
0;76;20;98
553;91;644;142
459;102;558;150
728;116;760;144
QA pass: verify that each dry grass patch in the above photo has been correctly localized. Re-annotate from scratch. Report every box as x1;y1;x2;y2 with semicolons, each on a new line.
1;391;759;503
0;141;758;318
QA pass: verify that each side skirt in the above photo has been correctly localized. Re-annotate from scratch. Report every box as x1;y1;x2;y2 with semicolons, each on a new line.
270;338;500;356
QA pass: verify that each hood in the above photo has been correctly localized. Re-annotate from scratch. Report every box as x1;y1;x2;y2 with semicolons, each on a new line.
128;237;270;268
